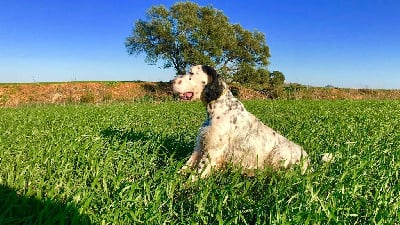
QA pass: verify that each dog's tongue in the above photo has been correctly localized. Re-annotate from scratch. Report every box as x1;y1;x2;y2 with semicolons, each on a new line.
185;92;193;98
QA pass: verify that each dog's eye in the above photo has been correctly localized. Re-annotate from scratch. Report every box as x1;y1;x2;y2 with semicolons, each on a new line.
188;72;194;80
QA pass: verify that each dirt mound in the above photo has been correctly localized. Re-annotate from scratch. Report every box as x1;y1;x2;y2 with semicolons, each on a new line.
0;82;173;107
1;82;399;107
285;86;400;100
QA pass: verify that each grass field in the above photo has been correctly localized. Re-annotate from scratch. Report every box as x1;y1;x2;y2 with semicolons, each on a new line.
1;100;399;224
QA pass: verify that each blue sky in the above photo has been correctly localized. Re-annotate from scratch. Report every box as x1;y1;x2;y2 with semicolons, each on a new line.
0;0;399;89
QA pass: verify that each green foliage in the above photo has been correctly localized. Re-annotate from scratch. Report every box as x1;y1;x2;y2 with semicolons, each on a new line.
234;68;286;99
262;70;285;99
233;63;269;85
269;71;285;87
125;2;270;78
1;100;399;224
105;81;119;87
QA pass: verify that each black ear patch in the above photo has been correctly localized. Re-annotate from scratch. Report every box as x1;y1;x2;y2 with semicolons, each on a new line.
201;65;217;79
202;65;224;103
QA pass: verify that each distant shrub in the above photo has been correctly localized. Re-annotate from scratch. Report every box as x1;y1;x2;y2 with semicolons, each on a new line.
105;81;119;87
80;91;96;103
102;92;113;102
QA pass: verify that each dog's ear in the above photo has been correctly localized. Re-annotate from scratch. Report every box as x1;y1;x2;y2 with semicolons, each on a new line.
202;65;224;103
201;65;217;79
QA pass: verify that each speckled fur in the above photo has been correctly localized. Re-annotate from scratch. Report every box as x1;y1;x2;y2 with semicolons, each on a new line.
172;65;309;180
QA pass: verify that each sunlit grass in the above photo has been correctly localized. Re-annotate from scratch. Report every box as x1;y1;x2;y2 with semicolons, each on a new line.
1;100;399;224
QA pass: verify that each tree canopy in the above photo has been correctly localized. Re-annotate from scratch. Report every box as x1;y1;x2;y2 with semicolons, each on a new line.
125;2;271;81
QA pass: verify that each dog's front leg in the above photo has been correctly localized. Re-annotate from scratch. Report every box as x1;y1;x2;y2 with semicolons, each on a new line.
182;123;210;175
179;150;202;174
195;150;225;179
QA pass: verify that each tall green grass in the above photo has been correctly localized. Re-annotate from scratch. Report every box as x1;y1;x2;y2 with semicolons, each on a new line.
0;100;399;224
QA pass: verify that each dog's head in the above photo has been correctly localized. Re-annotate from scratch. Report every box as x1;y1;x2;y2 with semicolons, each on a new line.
172;65;226;103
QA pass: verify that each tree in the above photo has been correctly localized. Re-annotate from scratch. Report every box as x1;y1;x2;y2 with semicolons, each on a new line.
269;70;285;87
267;70;285;98
125;2;270;79
231;67;286;99
233;63;270;86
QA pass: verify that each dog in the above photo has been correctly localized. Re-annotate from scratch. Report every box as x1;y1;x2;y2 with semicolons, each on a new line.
172;65;309;179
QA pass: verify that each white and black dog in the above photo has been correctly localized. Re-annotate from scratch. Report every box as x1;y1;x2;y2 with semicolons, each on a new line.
172;65;309;179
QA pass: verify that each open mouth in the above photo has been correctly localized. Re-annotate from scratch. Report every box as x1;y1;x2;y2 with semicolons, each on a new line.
179;92;194;100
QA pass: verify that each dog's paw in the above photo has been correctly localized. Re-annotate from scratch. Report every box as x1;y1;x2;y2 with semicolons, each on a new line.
178;165;190;175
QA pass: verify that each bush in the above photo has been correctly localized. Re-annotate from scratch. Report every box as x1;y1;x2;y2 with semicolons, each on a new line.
80;91;96;103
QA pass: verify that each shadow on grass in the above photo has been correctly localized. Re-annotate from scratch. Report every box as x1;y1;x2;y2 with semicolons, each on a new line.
0;185;91;225
100;126;193;162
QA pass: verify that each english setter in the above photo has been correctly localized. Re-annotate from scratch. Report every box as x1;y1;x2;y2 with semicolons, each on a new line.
172;65;309;179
